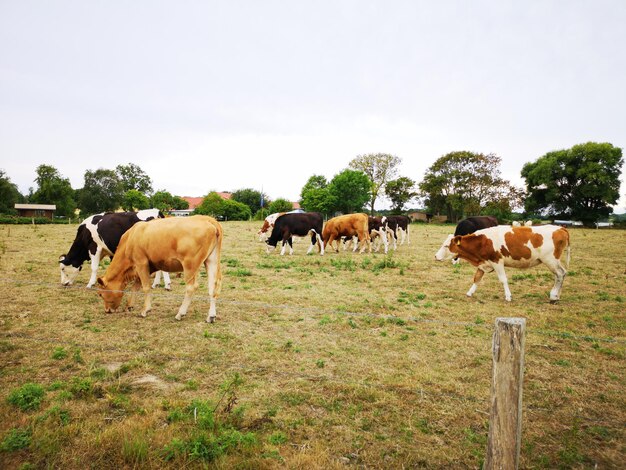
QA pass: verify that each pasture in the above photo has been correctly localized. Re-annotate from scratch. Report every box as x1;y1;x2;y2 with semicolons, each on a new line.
0;221;624;469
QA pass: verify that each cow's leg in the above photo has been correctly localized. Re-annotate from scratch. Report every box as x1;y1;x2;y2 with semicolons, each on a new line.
328;235;338;252
135;268;153;317
466;268;486;297
307;231;316;255
126;277;142;311
492;264;512;301
546;260;567;303
162;271;172;290
151;270;161;289
204;248;222;323
86;247;103;288
175;265;199;321
288;237;294;255
406;225;411;245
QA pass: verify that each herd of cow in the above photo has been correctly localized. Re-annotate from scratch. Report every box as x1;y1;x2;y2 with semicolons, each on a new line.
58;210;571;323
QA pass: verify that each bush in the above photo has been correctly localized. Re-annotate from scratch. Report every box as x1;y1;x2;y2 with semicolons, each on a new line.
0;427;31;451
7;383;45;411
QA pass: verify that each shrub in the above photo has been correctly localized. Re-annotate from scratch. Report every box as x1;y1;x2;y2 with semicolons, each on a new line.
7;383;45;411
0;427;31;451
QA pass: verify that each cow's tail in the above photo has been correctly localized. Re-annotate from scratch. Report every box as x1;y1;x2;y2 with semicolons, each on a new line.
565;239;571;270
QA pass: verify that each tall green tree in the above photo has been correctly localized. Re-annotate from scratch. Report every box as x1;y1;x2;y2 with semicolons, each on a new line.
150;190;175;212
30;164;76;217
79;169;123;215
299;175;335;216
0;170;24;214
419;151;520;222
385;176;417;213
329;169;371;214
115;163;153;194
171;196;189;210
349;153;401;214
521;142;623;226
122;189;151;211
231;188;267;215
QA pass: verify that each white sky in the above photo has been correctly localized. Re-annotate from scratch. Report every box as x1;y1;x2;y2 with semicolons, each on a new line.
1;1;625;212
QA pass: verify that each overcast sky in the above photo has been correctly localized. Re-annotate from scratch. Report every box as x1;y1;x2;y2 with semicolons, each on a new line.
1;1;625;211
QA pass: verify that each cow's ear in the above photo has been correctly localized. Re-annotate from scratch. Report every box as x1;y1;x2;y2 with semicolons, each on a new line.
59;255;65;262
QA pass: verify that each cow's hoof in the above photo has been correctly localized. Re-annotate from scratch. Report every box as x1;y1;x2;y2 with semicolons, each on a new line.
207;317;216;323
165;286;172;291
549;299;559;304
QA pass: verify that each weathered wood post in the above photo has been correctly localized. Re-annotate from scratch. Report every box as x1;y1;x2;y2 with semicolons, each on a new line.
485;317;526;470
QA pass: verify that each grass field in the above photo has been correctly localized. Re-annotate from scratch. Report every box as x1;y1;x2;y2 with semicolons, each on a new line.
0;221;624;469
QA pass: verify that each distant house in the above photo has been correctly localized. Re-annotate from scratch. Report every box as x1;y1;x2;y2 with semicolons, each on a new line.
15;204;56;219
553;220;584;227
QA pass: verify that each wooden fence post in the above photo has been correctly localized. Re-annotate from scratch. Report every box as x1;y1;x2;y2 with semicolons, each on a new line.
485;317;526;470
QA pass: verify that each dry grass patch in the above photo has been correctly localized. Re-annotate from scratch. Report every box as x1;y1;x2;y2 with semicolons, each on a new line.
0;221;624;468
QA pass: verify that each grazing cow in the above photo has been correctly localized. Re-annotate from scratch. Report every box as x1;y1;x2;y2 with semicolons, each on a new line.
96;215;223;322
323;213;371;253
257;212;286;241
265;212;324;255
441;224;570;303
435;216;499;263
385;215;411;250
59;209;171;289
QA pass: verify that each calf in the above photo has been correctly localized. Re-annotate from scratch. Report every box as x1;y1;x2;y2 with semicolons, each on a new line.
323;213;371;253
435;216;498;263
368;216;389;253
265;212;324;255
442;224;570;303
97;215;223;322
59;209;171;289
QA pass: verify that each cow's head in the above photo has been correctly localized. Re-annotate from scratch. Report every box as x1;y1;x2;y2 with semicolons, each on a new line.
59;255;81;286
434;234;456;262
96;278;124;313
265;238;277;253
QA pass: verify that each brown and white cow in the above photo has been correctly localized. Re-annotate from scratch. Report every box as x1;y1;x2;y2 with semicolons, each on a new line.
323;213;371;253
435;216;499;264
96;215;223;322
440;224;570;303
257;212;286;241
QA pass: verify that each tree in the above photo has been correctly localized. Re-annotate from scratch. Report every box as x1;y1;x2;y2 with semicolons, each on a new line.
122;189;150;211
329;169;371;214
30;164;76;217
0;170;23;214
521;142;623;226
349;153;401;214
419;151;521;222
268;198;293;213
385;177;417;213
299;175;335;216
79;169;123;214
231;188;267;215
150;190;175;212
171;196;189;210
194;192;251;220
115;163;153;194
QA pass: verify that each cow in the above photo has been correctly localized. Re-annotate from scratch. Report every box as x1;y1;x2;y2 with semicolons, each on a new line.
96;215;223;322
265;212;324;255
440;224;570;303
257;212;286;241
385;215;411;250
59;209;171;289
435;216;499;264
323;213;371;254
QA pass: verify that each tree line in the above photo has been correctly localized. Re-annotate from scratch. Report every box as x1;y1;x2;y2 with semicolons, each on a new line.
0;141;623;226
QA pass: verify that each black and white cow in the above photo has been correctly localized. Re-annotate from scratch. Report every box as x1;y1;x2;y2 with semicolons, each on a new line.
368;216;389;253
435;215;498;263
265;212;325;255
385;215;411;250
59;208;171;289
